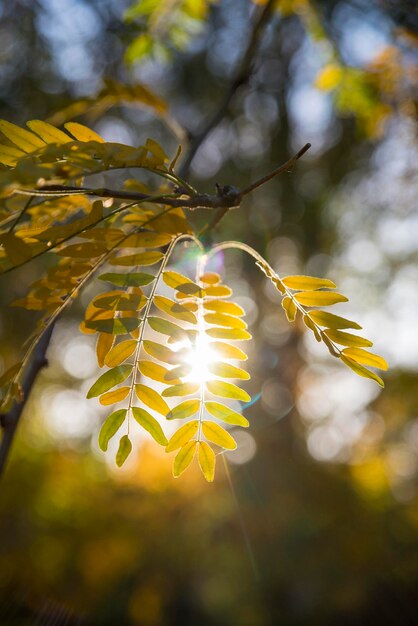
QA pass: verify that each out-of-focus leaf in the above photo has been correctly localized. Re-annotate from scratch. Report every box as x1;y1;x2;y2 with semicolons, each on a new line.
98;272;155;287
116;434;132;467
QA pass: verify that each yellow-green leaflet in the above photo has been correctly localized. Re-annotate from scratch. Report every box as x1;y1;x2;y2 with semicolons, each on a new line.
204;402;249;427
163;271;204;296
173;441;197;478
162;383;199;397
121;232;173;248
87;365;132;398
282;275;337;290
116;435;132;467
205;328;251;341
132;407;168;445
198;441;216;482
93;293;146;312
323;329;373;348
206;380;251;402
164;364;191;381
99;409;127;451
340;355;384;387
96;333;115;367
208;362;250;380
166;421;199;452
167;399;200;420
147;316;189;341
153;295;197;324
0;144;25;166
85;318;140;335
342;348;388;370
138;360;181;385
98;272;155;287
109;251;164;266
104;340;137;367
210;341;248;361
294;291;348;306
99;386;130;405
143;340;183;365
202;422;237;450
135;383;170;416
57;242;108;258
308;310;362;330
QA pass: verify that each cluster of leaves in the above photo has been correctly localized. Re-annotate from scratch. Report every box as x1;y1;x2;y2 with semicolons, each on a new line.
0;119;388;481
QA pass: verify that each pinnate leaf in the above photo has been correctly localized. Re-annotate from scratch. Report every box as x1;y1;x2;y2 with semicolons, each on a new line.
282;275;336;290
135;383;170;415
167;399;200;420
342;348;388;370
153;295;197;324
64;121;105;142
294;291;348;306
206;380;250;402
173;441;197;477
340;355;384;387
205;328;251;341
116;435;132;467
98;272;155;287
202;421;237;450
104;339;137;367
323;329;373;348
109;251;164;266
204;401;249;427
132;407;168;445
198;441;216;482
138;360;181;385
163;271;204;296
166;421;198;452
99;409;127;451
210;341;248;361
87;365;132;398
99;386;130;405
209;362;250;380
308;310;362;330
162;382;199;397
203;300;245;317
96;333;115;367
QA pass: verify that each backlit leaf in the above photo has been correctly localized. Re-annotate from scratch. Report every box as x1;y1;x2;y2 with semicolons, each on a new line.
281;296;297;322
0;144;26;166
138;360;181;385
87;364;132;398
163;271;204;296
104;339;137;367
147;316;189;341
167;399;200;420
294;291;348;306
98;272;155;287
324;329;373;348
203;300;245;316
0;119;45;151
211;341;248;361
84;317;140;334
64;121;105;142
132;407;168;445
198;441;215;482
0;233;32;265
98;409;127;451
303;314;321;341
109;251;164;266
166;421;198;452
199;272;220;285
206;380;250;402
153;295;197;324
282;275;337;290
57;242;108;258
204;313;247;330
308;310;362;330
162;382;199;397
209;362;250;380
135;383;170;415
340;355;384;387
116;434;132;467
204;285;232;298
206;328;251;341
99;386;130;405
172;441;197;477
26;120;71;144
202;421;237;450
163;364;192;381
96;333;115;367
204;401;249;427
122;232;173;248
94;293;146;312
143;340;182;365
342;347;388;370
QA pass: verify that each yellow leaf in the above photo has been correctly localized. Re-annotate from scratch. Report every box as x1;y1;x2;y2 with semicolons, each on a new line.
64;122;105;142
99;386;130;405
135;383;170;415
153;295;197;324
57;242;108;258
116;434;132;467
96;333;115;367
0;119;45;151
294;291;348;306
0;233;32;266
199;272;220;285
282;275;336;290
26;120;71;144
109;251;164;266
202;421;237;450
121;232;173;248
203;300;245;317
204;285;232;298
210;341;248;361
308;310;362;330
324;329;373;348
147;316;189;341
281;296;297;322
204;313;247;330
173;441;197;477
340;355;384;387
138;360;181;385
198;441;216;482
204;401;249;427
163;271;204;296
132;407;168;445
166;421;198;452
342;348;388;370
104;339;137;367
0;143;26;166
162;382;199;397
163;364;192;381
206;328;251;341
87;365;132;398
143;340;182;365
209;362;250;380
206;380;250;402
167;399;200;420
315;64;343;91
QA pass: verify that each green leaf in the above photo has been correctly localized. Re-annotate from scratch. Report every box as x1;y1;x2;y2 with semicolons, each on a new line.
340;355;384;387
210;341;248;361
116;435;132;467
342;348;388;370
56;242;108;258
98;272;155;287
282;275;337;290
104;339;137;367
143;340;182;365
93;293;146;312
135;383;170;415
147;316;189;341
204;401;249;427
138;360;181;385
153;295;197;324
308;310;362;330
109;251;164;266
0;233;32;265
202;421;237;450
205;328;251;341
166;421;198;452
64;121;105;142
87;365;132;398
99;409;127;451
122;232;173;248
162;382;199;397
323;329;373;348
203;300;245;317
132;407;168;445
84;318;140;335
294;291;348;306
206;380;250;402
163;271;204;296
173;441;197;477
198;441;216;482
167;399;200;420
208;362;250;380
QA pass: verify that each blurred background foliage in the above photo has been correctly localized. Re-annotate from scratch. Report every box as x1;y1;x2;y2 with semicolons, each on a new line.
0;0;418;623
